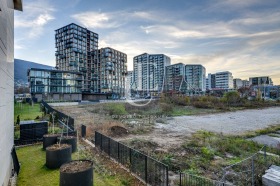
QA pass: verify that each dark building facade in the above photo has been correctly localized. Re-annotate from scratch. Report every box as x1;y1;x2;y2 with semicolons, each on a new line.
164;63;187;93
97;47;127;98
55;23;98;92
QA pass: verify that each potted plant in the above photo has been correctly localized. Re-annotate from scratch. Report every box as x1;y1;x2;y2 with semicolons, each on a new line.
43;111;60;150
45;144;72;169
58;117;77;153
60;160;93;186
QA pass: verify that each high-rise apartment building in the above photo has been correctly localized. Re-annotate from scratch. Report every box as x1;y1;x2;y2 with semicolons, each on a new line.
97;47;127;98
185;65;206;93
249;76;273;86
215;71;234;89
55;23;98;92
207;73;216;90
133;53;171;96
164;63;187;93
0;0;22;185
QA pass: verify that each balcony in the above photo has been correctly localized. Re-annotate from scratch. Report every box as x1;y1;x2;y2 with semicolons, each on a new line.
69;61;78;67
91;77;98;81
105;67;114;71
79;67;87;72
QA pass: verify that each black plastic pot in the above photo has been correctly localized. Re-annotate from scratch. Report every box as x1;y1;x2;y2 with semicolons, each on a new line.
43;134;60;150
60;160;93;186
58;136;77;153
46;144;72;169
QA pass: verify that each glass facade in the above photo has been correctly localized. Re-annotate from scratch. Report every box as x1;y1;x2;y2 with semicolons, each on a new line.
28;68;83;94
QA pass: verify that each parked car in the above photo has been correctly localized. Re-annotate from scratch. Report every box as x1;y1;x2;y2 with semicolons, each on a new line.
120;97;126;100
144;96;151;99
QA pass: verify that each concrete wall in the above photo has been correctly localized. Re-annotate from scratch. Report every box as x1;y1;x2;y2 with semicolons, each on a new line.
33;93;82;102
0;0;15;185
82;94;107;101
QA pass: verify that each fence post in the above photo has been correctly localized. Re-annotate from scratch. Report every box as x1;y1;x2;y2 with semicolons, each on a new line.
100;133;103;151
166;166;169;186
264;145;267;167
252;155;255;186
145;156;148;184
108;138;111;157
179;172;181;186
129;148;132;170
117;142;120;160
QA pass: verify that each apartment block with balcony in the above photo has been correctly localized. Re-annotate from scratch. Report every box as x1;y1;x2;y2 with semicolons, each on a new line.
55;23;98;92
164;63;187;93
185;65;206;93
28;68;83;101
0;0;23;185
133;53;171;96
215;71;234;89
97;47;127;98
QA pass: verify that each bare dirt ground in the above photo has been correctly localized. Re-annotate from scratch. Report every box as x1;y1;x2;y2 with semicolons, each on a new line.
56;105;280;150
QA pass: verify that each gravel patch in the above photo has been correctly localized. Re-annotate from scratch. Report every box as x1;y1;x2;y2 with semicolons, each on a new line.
156;107;280;135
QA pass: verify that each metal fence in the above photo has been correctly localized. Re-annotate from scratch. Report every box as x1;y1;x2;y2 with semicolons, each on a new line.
219;146;278;186
95;131;169;186
41;100;75;131
179;172;232;186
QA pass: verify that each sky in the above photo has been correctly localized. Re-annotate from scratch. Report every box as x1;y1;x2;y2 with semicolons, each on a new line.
15;0;280;84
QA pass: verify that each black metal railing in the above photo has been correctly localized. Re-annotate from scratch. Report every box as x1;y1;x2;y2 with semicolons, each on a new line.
41;100;75;131
95;131;169;186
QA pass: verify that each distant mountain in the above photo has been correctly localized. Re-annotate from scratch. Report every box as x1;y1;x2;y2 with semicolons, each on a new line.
14;59;53;83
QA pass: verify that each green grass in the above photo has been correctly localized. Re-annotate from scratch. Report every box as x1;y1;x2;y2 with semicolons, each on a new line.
16;145;128;186
14;103;43;123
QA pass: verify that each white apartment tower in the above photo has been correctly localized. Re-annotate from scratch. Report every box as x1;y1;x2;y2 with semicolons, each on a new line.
133;53;171;96
215;71;234;89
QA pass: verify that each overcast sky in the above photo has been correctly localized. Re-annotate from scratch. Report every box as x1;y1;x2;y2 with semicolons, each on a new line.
15;0;280;84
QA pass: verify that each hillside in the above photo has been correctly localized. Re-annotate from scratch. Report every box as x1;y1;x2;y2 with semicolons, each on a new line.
14;59;53;83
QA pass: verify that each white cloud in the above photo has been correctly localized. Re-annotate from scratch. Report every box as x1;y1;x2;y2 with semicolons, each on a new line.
15;0;55;38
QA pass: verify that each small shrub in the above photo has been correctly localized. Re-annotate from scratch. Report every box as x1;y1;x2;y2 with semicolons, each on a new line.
160;103;174;114
201;147;214;160
16;115;20;125
104;103;127;115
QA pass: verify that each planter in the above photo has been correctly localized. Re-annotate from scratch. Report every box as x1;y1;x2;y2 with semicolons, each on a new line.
60;160;93;186
43;134;60;150
46;144;72;169
58;136;77;153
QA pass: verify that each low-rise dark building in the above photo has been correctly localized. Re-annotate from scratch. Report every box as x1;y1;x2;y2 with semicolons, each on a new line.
28;68;83;101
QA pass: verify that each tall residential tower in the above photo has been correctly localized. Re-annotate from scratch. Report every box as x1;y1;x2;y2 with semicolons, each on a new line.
133;53;171;96
55;23;98;92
